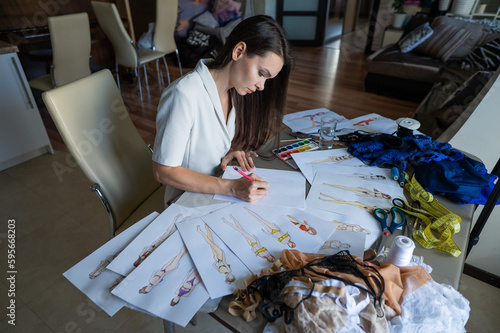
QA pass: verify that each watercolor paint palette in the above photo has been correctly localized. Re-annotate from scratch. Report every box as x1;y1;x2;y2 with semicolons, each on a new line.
272;139;319;168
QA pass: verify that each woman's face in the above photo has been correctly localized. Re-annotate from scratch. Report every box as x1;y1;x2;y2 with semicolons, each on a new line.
231;44;284;95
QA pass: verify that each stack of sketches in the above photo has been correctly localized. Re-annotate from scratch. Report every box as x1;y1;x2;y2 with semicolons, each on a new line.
64;110;408;327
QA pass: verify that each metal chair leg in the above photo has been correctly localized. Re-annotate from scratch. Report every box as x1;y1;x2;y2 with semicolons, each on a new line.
162;57;171;85
115;63;121;92
163;319;175;333
156;59;164;86
175;49;183;76
135;67;143;101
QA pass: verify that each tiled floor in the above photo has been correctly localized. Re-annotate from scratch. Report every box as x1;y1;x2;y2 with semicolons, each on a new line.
1;150;500;332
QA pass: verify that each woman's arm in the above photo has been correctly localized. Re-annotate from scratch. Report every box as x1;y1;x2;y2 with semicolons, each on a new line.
153;162;269;202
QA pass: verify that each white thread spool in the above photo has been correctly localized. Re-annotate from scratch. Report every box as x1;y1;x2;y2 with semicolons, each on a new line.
386;236;415;267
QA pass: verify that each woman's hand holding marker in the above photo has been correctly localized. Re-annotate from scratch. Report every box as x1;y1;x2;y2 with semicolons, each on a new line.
230;172;269;202
221;150;258;172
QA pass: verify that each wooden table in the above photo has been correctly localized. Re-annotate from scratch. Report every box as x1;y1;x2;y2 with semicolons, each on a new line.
174;128;474;332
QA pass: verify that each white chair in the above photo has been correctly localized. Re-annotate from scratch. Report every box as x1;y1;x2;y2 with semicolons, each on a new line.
29;12;91;91
153;0;183;84
42;69;164;237
91;1;166;100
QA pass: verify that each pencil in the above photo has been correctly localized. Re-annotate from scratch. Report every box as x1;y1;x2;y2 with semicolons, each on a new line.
233;166;253;181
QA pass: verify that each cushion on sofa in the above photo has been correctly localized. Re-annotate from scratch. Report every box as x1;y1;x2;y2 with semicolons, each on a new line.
398;22;433;53
415;23;472;62
367;44;444;82
462;38;500;70
192;11;219;29
430;16;490;59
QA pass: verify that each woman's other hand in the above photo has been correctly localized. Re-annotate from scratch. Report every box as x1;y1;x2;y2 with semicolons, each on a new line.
231;173;269;202
221;150;258;172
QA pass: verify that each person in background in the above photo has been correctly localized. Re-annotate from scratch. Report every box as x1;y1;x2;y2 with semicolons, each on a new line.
152;15;292;204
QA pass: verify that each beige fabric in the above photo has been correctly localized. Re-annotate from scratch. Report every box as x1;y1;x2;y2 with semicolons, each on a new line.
42;69;162;232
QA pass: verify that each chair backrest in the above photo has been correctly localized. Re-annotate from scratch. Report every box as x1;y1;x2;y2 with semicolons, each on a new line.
49;12;91;86
42;69;160;228
91;1;138;68
153;0;178;54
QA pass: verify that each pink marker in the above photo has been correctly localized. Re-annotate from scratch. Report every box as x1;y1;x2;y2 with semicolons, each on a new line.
233;166;253;181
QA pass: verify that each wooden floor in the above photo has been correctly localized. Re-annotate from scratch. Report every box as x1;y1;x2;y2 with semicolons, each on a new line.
40;35;419;151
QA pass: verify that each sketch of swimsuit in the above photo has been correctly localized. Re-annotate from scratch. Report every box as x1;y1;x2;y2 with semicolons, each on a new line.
323;183;391;199
283;215;317;235
244;207;295;248
89;252;120;279
306;154;354;164
330;221;371;234
222;214;275;263
170;268;202;306
345;173;386;181
321;240;351;250
319;192;384;213
196;224;235;284
290;111;327;131
139;246;188;294
353;117;379;126
134;214;189;267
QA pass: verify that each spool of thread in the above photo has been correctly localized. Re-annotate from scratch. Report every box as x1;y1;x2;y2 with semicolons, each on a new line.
386;236;415;267
396;118;420;137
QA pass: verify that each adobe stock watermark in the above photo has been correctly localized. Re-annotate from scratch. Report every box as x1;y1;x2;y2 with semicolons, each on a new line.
6;219;17;326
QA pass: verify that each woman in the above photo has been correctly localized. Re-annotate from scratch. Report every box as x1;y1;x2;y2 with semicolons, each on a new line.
152;15;292;204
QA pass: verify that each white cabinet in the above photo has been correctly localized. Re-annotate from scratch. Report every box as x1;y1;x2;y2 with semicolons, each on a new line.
0;50;53;171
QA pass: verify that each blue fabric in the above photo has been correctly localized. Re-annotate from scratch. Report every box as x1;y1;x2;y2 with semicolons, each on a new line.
414;157;498;205
347;133;498;205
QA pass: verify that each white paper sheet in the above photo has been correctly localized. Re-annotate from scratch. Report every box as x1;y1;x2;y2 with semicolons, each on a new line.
213;168;307;209
282;108;346;134
63;212;158;316
176;218;252;299
107;203;231;276
305;171;405;248
292;148;367;184
111;231;209;327
202;203;335;274
335;113;398;135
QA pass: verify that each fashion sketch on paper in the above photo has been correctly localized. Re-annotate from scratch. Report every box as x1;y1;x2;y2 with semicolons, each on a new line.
307;154;354;164
283;215;317;235
89;252;119;279
321;239;351;250
244;207;295;248
330;221;371;234
139;246;188;294
324;183;391;199
196;224;235;284
222;214;275;263
319;193;385;214
134;214;188;267
170;268;202;306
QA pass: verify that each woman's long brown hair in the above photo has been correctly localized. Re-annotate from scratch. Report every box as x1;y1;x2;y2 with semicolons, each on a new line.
207;15;292;151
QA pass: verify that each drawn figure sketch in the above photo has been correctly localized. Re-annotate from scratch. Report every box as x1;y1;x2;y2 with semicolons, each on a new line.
89;252;119;279
307;154;354;164
244;207;295;248
171;268;202;306
324;184;391;199
139;246;188;294
283;215;317;235
222;214;275;263
330;221;371;234
134;214;188;267
196;224;235;284
353;117;379;126
290;111;327;130
319;193;384;214
321;240;351;250
345;173;386;181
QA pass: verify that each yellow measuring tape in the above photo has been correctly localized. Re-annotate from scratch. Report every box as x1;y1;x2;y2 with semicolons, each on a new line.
395;174;462;257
